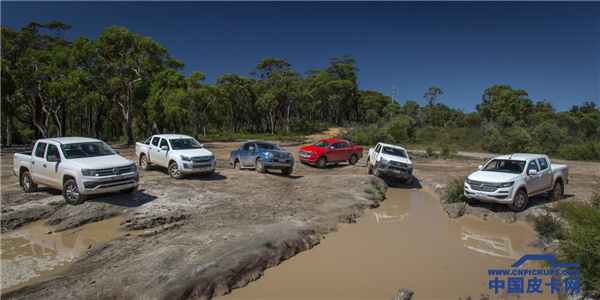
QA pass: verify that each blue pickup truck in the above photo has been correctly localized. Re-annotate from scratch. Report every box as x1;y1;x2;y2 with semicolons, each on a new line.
229;142;294;175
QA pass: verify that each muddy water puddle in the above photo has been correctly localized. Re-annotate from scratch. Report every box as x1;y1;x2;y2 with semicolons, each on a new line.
0;217;169;294
221;188;546;300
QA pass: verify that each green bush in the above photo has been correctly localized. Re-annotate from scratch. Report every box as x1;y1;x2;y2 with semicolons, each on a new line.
549;195;600;295
441;143;451;156
425;147;435;157
532;214;563;244
532;122;569;155
503;126;533;153
386;115;416;143
555;142;600;161
442;178;466;204
483;126;504;153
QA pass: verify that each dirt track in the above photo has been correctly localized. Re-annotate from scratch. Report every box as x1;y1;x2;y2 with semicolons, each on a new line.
1;128;598;299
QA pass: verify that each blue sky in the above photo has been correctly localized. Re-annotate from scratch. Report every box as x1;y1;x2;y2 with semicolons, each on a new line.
2;1;598;113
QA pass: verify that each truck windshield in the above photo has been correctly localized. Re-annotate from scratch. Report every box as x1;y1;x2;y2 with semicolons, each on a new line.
61;142;116;159
482;159;526;174
170;138;202;150
313;141;331;148
382;146;407;158
256;142;282;150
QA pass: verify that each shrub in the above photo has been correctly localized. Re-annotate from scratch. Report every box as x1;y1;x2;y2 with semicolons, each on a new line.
442;178;466;204
549;196;600;295
555;142;600;161
532;214;563;244
503;126;533;153
386;115;416;143
483;126;504;153
532;122;569;155
441;143;451;156
263;241;275;250
425;147;435;157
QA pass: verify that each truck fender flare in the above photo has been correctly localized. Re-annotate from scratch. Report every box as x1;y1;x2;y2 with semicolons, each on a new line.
19;165;32;186
62;170;79;187
516;185;528;196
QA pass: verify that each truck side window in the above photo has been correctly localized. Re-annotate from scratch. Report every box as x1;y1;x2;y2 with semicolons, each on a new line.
375;144;381;153
537;158;548;170
35;143;47;158
243;143;251;151
160;138;169;150
337;142;347;149
151;136;160;146
47;145;60;160
528;160;538;172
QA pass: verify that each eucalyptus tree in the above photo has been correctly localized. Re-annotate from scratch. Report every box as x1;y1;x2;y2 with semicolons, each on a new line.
216;73;256;133
423;87;443;126
325;54;359;122
94;25;184;144
476;85;531;123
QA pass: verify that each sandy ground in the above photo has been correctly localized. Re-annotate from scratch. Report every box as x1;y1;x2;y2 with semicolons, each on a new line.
1;128;598;299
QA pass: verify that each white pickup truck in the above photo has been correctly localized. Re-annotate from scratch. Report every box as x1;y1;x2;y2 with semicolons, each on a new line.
13;137;139;205
464;153;569;212
366;142;414;184
135;134;216;179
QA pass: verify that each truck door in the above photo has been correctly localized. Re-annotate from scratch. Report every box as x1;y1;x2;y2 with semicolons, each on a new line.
526;160;542;193
155;138;170;167
536;158;552;191
148;136;161;162
372;144;382;165
336;142;350;161
241;143;253;167
44;144;62;188
31;142;48;184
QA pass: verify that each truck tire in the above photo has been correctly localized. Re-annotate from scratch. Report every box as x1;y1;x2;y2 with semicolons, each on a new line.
62;179;87;205
373;163;382;178
348;154;358;165
282;167;293;176
316;157;327;169
404;176;413;185
120;185;138;194
169;162;184;179
140;154;151;171
367;162;373;174
365;156;370;167
548;181;563;201
201;170;215;176
508;190;528;212
255;158;267;173
21;171;38;193
234;160;241;170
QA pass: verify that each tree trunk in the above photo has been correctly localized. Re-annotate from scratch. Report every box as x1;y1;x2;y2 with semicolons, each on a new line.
6;115;12;147
286;104;291;134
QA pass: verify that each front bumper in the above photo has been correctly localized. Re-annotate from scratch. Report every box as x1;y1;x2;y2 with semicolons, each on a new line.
263;157;294;169
376;161;413;179
180;160;217;173
80;173;139;194
298;153;317;164
463;183;515;203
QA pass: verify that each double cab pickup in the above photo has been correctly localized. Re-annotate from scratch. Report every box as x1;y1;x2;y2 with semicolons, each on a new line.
13;137;139;205
136;134;216;179
464;153;569;212
229;141;294;175
367;142;413;184
298;139;363;168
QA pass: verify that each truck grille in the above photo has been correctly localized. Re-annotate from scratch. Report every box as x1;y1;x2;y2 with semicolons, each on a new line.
469;180;498;192
390;161;408;168
272;153;289;158
96;166;133;176
192;156;211;162
300;150;311;156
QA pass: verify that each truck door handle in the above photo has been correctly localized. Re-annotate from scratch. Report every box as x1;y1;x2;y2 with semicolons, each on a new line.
32;161;35;165
43;164;47;168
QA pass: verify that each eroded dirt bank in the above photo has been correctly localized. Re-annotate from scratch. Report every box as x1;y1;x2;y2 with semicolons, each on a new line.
1;138;385;299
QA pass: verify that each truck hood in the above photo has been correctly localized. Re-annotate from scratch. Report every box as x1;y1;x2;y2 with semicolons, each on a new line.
172;148;213;157
300;145;326;153
467;171;521;183
260;150;292;155
67;155;134;169
380;154;411;164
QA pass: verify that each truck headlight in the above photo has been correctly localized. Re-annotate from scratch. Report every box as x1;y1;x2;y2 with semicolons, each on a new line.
380;157;390;164
407;163;413;168
210;155;215;161
498;181;514;188
266;153;275;158
180;155;191;162
82;169;98;176
466;178;473;185
310;151;318;155
130;163;137;172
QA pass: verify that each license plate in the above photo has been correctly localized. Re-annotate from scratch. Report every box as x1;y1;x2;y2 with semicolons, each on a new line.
393;169;401;173
273;159;279;162
111;175;124;180
300;154;309;159
475;192;486;197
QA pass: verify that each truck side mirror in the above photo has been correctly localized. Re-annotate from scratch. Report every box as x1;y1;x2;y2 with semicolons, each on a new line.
200;144;204;148
47;155;60;162
478;165;483;170
161;146;168;151
114;150;120;155
409;156;413;160
528;169;537;176
249;146;255;151
330;147;336;150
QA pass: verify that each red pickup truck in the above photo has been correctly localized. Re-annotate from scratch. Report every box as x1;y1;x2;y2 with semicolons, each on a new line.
298;139;363;168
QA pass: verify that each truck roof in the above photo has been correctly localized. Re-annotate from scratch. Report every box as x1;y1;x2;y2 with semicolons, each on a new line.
378;142;406;150
152;134;194;139
321;139;348;143
494;153;545;161
40;137;102;144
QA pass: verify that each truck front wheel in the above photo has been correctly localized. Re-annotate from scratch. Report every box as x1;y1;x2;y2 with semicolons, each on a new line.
121;186;139;194
140;155;151;171
317;157;327;169
169;162;185;179
282;167;293;176
63;179;87;205
508;190;528;212
21;171;38;193
373;163;382;178
255;158;267;173
367;162;373;174
548;181;563;201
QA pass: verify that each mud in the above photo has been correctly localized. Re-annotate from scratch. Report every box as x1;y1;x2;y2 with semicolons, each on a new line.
219;188;547;300
1;128;598;299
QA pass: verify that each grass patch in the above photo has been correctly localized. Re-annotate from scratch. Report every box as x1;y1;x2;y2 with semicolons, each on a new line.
331;195;341;198
532;214;563;244
546;195;600;295
364;188;373;194
442;178;466;204
374;185;385;196
263;240;275;250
